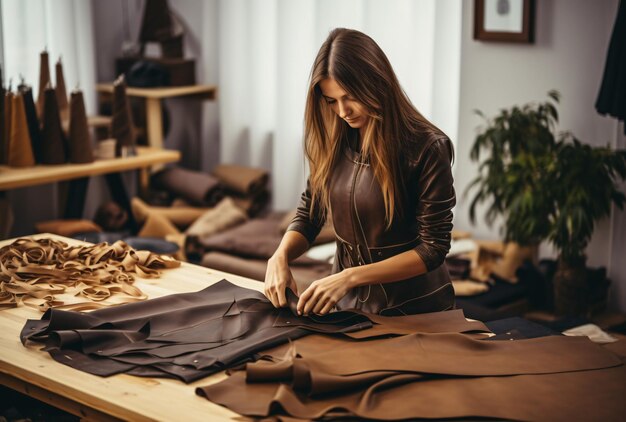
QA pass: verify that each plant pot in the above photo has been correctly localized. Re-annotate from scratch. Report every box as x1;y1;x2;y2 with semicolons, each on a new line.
553;256;588;316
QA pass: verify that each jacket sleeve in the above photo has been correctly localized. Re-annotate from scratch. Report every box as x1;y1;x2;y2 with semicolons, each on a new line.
285;177;326;246
412;137;456;271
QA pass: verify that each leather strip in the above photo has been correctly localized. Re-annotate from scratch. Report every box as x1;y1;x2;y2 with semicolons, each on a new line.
1;237;179;311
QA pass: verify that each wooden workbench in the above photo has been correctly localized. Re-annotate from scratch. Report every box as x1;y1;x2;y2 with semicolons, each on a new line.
0;234;259;421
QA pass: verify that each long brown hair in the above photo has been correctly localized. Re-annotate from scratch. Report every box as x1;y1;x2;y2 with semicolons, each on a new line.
304;28;445;227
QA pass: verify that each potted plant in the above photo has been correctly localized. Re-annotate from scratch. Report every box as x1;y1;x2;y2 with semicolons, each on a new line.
547;136;626;315
466;92;561;281
467;92;626;315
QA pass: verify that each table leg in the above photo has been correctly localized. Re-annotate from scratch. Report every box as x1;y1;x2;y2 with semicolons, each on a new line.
145;98;164;149
104;173;139;234
63;177;89;219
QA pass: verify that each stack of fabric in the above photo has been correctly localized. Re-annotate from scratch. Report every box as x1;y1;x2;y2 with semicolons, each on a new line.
1;52;94;168
151;163;270;217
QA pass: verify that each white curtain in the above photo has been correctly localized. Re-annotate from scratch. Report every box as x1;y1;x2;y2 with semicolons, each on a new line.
1;0;96;113
218;0;462;210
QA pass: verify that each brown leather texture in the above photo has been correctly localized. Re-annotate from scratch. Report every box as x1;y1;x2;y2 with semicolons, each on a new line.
198;333;626;421
288;129;456;315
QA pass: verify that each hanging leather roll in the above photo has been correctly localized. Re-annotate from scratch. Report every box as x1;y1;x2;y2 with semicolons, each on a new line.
55;58;70;122
18;84;44;164
110;75;136;157
40;86;67;164
36;50;51;119
2;91;14;165
68;90;94;163
7;93;35;167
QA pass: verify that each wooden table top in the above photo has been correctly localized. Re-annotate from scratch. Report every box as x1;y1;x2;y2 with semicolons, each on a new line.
0;234;261;421
0;147;180;190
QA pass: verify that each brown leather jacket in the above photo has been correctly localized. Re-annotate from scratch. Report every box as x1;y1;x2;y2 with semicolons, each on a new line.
288;129;456;315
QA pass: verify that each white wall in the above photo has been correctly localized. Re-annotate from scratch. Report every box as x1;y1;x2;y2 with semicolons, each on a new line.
454;0;626;310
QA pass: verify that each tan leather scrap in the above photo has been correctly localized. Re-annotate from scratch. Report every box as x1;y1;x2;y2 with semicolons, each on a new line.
0;237;180;311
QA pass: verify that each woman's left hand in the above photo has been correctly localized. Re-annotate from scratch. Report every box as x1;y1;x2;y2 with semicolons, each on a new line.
296;269;355;316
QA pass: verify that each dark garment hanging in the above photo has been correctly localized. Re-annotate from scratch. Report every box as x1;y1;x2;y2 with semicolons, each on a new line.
197;332;625;421
40;87;67;164
21;279;487;383
596;0;626;134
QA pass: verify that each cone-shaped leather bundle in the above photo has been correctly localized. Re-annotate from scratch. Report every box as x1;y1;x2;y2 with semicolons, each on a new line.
68;90;94;163
18;84;44;164
55;58;69;122
40;86;67;164
2;92;13;165
0;67;6;165
8;93;35;167
139;0;173;42
110;75;136;157
36;50;51;118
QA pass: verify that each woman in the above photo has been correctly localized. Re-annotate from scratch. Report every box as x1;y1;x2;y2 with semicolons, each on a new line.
265;28;455;316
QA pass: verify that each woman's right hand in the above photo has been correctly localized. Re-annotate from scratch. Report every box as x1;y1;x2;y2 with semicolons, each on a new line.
264;254;298;308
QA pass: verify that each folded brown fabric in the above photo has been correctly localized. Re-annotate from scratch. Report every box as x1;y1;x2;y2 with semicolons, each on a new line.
40;87;67;164
198;217;285;260
201;251;331;290
68;90;94;164
8;93;35;167
211;163;269;196
131;196;209;228
152;166;224;206
230;190;270;217
35;219;102;237
185;197;248;237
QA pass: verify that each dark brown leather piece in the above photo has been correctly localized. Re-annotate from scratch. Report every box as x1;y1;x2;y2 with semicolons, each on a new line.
152;166;224;206
18;85;44;164
36;51;51;118
68;90;94;164
111;76;136;157
55;59;69;121
41;87;67;164
21;279;378;383
287;129;456;315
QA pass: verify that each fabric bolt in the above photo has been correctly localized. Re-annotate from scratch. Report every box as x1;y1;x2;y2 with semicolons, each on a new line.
0;69;5;165
55;59;70;122
131;197;210;228
18;85;44;164
110;76;136;157
8;93;36;167
230;190;270;217
68;90;94;164
185;197;248;238
41;87;67;164
36;50;51;118
211;163;269;196
2;91;13;165
20;279;488;383
152;166;224;206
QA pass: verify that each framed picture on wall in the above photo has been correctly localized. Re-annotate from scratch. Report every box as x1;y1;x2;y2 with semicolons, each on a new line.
474;0;535;43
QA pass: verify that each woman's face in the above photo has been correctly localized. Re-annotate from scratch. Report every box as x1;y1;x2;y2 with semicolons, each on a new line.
319;78;370;130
